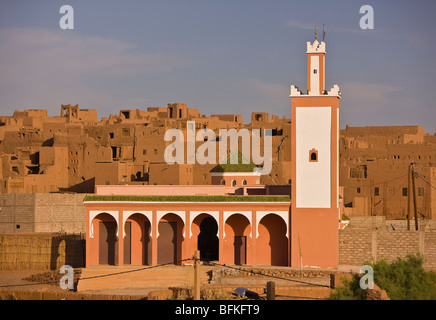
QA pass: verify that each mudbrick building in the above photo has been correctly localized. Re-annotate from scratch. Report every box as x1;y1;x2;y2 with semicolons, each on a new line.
0;103;291;193
340;125;436;220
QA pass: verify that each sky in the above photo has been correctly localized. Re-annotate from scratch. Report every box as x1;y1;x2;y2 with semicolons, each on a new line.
0;0;435;133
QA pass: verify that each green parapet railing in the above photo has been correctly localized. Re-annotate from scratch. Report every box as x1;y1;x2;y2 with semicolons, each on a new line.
84;195;291;203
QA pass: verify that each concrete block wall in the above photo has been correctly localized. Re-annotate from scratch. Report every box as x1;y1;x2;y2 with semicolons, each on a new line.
0;193;86;234
424;231;436;269
339;217;436;269
338;229;373;266
34;193;86;233
376;230;421;262
0;194;35;233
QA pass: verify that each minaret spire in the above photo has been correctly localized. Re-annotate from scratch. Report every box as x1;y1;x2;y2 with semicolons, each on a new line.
322;24;325;42
314;23;318;40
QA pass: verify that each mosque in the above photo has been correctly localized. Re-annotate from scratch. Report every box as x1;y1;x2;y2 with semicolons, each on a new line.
84;33;341;269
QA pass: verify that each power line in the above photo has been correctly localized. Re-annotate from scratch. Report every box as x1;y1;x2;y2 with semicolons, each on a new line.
415;173;436;190
372;178;408;215
0;258;194;289
208;261;330;288
341;174;408;188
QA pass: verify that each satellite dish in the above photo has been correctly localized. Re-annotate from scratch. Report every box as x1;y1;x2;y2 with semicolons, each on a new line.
233;287;261;300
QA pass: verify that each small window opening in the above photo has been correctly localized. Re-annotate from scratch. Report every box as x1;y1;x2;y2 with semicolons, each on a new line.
309;148;318;162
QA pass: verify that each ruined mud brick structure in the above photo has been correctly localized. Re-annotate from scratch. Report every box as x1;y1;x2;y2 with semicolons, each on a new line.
0;103;291;193
340;125;436;220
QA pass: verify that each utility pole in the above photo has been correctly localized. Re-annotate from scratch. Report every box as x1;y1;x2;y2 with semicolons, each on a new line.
194;250;201;300
407;164;411;231
266;281;276;300
411;163;419;231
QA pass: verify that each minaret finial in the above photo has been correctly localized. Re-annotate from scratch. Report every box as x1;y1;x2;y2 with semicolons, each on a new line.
322;24;325;42
315;23;318;40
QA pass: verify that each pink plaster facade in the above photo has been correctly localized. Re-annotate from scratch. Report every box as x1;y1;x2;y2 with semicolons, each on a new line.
85;197;291;267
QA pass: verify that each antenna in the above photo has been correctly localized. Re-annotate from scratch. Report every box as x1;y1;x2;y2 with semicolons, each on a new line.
323;24;326;42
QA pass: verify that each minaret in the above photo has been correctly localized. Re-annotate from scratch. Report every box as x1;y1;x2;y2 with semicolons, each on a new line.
306;24;326;95
289;28;341;269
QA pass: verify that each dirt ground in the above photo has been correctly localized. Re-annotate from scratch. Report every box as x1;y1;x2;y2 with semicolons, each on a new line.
0;269;69;294
0;267;335;300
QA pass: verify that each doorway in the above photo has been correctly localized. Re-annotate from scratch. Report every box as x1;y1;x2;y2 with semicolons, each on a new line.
157;221;177;264
124;221;131;264
234;236;247;265
197;217;219;261
99;221;118;265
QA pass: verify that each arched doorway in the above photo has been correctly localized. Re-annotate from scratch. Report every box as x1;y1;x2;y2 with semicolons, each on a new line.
224;214;251;265
157;213;184;264
256;214;288;266
197;217;219;261
95;213;118;265
124;213;151;265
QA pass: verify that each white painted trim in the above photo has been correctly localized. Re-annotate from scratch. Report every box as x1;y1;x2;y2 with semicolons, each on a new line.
189;211;219;238
209;172;262;177
156;211;186;238
255;211;289;239
84;201;290;204
89;210;119;238
122;210;153;238
223;211;252;239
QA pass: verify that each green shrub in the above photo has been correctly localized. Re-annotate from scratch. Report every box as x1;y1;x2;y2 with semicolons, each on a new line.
372;254;436;300
329;254;436;300
328;274;367;300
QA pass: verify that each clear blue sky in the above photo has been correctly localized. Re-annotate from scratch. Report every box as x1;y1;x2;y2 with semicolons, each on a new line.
0;0;435;133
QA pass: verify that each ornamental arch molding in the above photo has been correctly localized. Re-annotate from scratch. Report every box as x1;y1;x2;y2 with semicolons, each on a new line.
255;211;289;239
223;211;253;239
156;211;186;238
122;211;153;238
89;210;119;239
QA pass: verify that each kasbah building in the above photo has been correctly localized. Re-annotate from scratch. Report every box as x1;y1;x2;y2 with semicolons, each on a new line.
0;34;435;273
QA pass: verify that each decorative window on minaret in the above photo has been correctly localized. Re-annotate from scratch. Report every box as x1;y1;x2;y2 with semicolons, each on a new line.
309;148;318;162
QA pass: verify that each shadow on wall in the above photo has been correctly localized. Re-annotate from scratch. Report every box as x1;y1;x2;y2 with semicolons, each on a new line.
59;178;95;193
50;234;86;270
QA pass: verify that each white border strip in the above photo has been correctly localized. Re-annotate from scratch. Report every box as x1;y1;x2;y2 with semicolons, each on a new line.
122;210;153;238
89;210;119;238
189;211;219;238
255;211;289;239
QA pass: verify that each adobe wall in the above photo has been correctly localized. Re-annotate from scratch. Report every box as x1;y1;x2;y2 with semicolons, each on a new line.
340;125;436;220
0;233;85;270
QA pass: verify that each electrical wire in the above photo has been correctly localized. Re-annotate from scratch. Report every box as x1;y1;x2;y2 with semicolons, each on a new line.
207;261;330;288
416;173;436;190
340;173;408;188
0;258;194;289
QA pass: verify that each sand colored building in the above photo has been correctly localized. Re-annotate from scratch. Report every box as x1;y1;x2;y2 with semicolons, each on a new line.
0;102;291;193
340;125;436;220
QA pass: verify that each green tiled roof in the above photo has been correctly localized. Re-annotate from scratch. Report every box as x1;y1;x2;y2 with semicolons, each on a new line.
210;150;257;173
